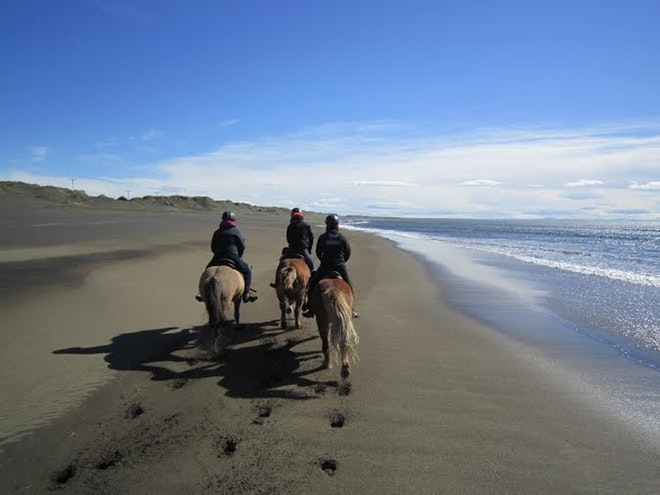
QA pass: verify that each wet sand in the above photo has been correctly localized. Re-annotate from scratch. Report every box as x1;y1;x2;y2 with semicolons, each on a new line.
1;200;658;494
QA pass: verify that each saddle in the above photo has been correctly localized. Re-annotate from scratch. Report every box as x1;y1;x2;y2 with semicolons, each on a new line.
320;271;343;281
215;258;238;270
280;247;304;260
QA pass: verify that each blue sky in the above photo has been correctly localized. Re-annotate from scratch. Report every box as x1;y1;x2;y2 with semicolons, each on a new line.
2;0;659;219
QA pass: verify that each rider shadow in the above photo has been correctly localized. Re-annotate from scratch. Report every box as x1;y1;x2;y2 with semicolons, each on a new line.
216;334;334;400
52;323;336;398
52;326;202;382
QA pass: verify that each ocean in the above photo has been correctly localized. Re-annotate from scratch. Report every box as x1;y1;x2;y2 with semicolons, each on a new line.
345;218;660;441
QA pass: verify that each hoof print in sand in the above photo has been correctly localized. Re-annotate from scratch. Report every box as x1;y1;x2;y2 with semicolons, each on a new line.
96;450;123;470
218;436;239;456
169;378;187;390
329;410;345;428
257;403;272;418
337;381;351;397
125;403;144;419
314;384;326;395
50;463;76;486
318;458;338;476
252;403;272;424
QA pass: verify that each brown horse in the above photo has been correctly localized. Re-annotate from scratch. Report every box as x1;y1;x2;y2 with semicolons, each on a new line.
198;265;245;354
310;278;359;379
274;257;311;329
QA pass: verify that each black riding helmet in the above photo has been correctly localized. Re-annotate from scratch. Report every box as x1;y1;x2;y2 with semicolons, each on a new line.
222;211;236;222
325;214;339;228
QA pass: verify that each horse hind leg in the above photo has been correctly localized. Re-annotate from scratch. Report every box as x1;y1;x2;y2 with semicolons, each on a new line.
234;299;244;330
317;318;331;369
279;299;288;329
293;297;303;329
213;324;227;358
340;342;350;379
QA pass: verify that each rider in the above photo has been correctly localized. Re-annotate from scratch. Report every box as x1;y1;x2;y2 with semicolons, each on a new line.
203;210;258;304
302;213;359;318
285;207;315;272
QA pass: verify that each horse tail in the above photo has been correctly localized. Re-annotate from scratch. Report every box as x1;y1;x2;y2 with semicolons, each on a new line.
325;288;359;366
280;266;297;291
203;276;221;325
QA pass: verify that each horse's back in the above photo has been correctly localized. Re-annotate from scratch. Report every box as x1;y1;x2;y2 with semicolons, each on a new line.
278;257;311;279
315;278;353;308
318;277;352;297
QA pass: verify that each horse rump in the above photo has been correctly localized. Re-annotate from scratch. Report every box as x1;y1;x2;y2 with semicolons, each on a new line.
315;279;359;375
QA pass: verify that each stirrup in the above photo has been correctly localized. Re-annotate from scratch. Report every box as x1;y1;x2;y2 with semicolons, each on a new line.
352;310;359;319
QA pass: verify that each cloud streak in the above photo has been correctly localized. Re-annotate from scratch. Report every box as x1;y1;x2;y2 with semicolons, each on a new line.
6;121;660;219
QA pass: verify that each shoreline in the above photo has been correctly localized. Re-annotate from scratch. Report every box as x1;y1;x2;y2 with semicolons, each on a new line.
1;207;659;493
355;228;660;446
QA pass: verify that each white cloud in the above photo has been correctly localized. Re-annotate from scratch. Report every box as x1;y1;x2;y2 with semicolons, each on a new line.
7;121;660;219
353;180;415;187
219;119;239;127
629;181;660;190
142;129;163;141
563;180;605;187
30;146;49;162
460;179;504;187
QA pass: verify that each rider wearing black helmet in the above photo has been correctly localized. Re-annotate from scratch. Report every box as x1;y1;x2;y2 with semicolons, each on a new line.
202;210;258;303
302;213;358;318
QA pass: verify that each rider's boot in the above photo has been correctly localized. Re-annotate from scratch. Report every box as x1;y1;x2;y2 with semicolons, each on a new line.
242;288;258;303
302;307;314;318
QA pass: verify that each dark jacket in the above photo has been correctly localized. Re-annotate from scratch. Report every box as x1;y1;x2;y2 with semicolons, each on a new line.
211;223;246;259
316;229;351;267
286;217;314;251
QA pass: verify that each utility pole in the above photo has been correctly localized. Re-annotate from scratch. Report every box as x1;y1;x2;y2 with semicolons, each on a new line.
70;178;76;190
126;190;131;200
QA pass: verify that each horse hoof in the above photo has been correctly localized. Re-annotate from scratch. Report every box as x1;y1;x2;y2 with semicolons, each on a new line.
280;322;287;330
340;366;350;379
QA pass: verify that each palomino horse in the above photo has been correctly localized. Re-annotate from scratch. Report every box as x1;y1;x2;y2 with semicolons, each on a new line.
310;277;359;379
274;257;311;329
198;263;245;354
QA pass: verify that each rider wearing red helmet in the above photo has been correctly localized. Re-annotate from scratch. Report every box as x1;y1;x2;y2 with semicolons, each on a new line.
285;207;315;272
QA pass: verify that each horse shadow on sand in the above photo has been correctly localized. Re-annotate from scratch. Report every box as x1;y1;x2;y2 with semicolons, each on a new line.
53;319;340;401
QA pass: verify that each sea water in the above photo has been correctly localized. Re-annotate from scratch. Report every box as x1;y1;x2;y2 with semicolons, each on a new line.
346;218;660;442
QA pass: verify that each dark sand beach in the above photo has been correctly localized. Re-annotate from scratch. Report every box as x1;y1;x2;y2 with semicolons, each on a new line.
0;183;658;494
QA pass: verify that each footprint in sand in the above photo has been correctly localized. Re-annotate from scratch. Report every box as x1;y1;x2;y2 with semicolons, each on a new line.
124;403;144;420
50;463;76;488
218;436;239;456
337;381;351;397
252;403;272;424
318;458;338;476
169;378;187;390
329;410;346;428
96;450;123;470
